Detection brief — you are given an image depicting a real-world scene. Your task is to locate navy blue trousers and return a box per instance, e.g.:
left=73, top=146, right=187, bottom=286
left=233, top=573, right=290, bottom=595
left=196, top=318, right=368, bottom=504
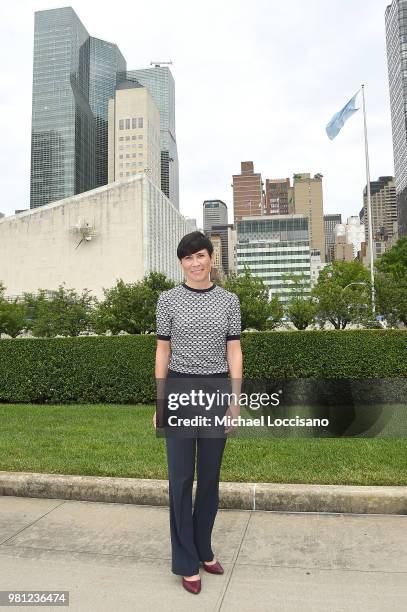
left=165, top=434, right=227, bottom=576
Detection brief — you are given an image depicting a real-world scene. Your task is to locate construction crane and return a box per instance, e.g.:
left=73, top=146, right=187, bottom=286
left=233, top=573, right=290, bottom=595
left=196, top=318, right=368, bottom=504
left=150, top=60, right=173, bottom=67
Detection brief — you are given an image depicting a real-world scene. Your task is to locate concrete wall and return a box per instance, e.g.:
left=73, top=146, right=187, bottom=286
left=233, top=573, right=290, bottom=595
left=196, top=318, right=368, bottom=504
left=0, top=175, right=185, bottom=300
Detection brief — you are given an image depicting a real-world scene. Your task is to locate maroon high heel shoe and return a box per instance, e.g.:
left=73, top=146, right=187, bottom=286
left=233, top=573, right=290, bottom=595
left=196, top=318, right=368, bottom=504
left=182, top=577, right=201, bottom=594
left=202, top=559, right=224, bottom=574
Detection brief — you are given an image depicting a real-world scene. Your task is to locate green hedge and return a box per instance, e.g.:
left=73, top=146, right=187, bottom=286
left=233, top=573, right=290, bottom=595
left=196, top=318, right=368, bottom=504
left=0, top=330, right=406, bottom=404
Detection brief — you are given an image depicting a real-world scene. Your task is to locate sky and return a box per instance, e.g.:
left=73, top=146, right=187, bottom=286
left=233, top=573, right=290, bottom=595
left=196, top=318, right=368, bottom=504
left=0, top=0, right=395, bottom=228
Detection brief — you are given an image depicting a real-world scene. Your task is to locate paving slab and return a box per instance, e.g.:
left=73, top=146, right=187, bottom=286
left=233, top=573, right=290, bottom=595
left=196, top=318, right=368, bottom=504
left=0, top=496, right=406, bottom=612
left=220, top=565, right=407, bottom=612
left=0, top=497, right=249, bottom=564
left=0, top=497, right=64, bottom=544
left=0, top=552, right=227, bottom=612
left=237, top=512, right=407, bottom=572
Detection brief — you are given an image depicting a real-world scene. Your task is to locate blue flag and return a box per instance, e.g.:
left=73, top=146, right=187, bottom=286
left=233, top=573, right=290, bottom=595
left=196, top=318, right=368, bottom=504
left=326, top=91, right=360, bottom=140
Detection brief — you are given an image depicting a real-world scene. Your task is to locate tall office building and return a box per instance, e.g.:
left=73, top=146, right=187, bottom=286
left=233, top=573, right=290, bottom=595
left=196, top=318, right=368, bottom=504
left=203, top=200, right=228, bottom=231
left=127, top=66, right=179, bottom=208
left=324, top=213, right=342, bottom=262
left=184, top=217, right=198, bottom=233
left=236, top=215, right=311, bottom=303
left=265, top=178, right=291, bottom=215
left=30, top=7, right=126, bottom=209
left=293, top=173, right=325, bottom=261
left=232, top=161, right=264, bottom=221
left=108, top=84, right=161, bottom=187
left=89, top=38, right=126, bottom=188
left=361, top=176, right=397, bottom=260
left=385, top=0, right=407, bottom=236
left=209, top=234, right=223, bottom=278
left=205, top=224, right=235, bottom=276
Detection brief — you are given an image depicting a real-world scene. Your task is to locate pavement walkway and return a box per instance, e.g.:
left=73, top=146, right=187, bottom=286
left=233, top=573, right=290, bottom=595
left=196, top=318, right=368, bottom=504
left=0, top=495, right=406, bottom=611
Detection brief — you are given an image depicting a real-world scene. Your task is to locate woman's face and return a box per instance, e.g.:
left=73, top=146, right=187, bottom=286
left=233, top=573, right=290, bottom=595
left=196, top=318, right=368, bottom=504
left=180, top=249, right=214, bottom=283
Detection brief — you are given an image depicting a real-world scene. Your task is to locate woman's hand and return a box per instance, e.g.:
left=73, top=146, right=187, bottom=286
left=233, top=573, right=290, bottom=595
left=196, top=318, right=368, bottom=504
left=224, top=402, right=240, bottom=434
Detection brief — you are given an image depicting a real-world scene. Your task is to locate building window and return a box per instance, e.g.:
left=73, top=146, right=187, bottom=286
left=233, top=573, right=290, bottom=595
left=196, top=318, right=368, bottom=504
left=125, top=118, right=130, bottom=129
left=119, top=136, right=124, bottom=141
left=132, top=153, right=137, bottom=158
left=119, top=145, right=123, bottom=150
left=132, top=117, right=137, bottom=129
left=138, top=162, right=143, bottom=166
left=119, top=163, right=123, bottom=168
left=138, top=135, right=143, bottom=140
left=119, top=119, right=124, bottom=130
left=138, top=144, right=143, bottom=149
left=119, top=154, right=123, bottom=159
left=126, top=172, right=130, bottom=176
left=138, top=117, right=143, bottom=128
left=126, top=154, right=130, bottom=158
left=125, top=136, right=130, bottom=141
left=132, top=135, right=136, bottom=140
left=120, top=172, right=123, bottom=177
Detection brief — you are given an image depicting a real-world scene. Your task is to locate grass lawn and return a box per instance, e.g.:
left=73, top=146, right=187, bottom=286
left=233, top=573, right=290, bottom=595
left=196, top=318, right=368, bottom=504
left=0, top=403, right=406, bottom=486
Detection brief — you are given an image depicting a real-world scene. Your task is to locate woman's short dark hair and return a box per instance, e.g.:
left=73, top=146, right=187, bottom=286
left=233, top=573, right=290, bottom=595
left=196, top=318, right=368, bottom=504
left=177, top=231, right=214, bottom=260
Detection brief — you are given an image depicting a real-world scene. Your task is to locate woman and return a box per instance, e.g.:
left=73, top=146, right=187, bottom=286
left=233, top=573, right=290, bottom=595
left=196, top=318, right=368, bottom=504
left=153, top=231, right=243, bottom=595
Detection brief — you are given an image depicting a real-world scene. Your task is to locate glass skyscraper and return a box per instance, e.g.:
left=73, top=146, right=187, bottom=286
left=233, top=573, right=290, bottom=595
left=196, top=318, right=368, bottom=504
left=127, top=66, right=179, bottom=209
left=89, top=38, right=126, bottom=188
left=30, top=7, right=126, bottom=208
left=385, top=0, right=407, bottom=236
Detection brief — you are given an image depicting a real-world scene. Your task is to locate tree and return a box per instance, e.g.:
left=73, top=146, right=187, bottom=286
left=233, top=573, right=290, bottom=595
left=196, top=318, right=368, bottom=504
left=91, top=272, right=175, bottom=335
left=23, top=285, right=96, bottom=337
left=282, top=273, right=317, bottom=330
left=374, top=237, right=407, bottom=327
left=0, top=283, right=28, bottom=338
left=375, top=236, right=407, bottom=280
left=312, top=261, right=372, bottom=329
left=222, top=267, right=283, bottom=330
left=375, top=272, right=407, bottom=327
left=143, top=271, right=175, bottom=300
left=0, top=300, right=27, bottom=338
left=286, top=298, right=317, bottom=330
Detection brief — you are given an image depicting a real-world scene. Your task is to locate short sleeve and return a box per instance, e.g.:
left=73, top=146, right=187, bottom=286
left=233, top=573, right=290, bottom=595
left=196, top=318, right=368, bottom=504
left=226, top=294, right=241, bottom=341
left=156, top=292, right=171, bottom=340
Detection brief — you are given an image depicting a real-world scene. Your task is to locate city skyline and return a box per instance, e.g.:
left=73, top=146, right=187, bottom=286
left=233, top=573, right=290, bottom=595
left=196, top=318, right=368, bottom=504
left=0, top=0, right=394, bottom=227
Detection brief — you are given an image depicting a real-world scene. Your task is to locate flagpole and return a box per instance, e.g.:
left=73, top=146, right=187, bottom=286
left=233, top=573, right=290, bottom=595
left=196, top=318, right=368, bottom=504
left=361, top=83, right=376, bottom=314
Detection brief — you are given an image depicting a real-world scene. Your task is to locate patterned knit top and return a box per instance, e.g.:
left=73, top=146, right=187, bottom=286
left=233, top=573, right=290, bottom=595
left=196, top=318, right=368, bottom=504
left=156, top=282, right=241, bottom=374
